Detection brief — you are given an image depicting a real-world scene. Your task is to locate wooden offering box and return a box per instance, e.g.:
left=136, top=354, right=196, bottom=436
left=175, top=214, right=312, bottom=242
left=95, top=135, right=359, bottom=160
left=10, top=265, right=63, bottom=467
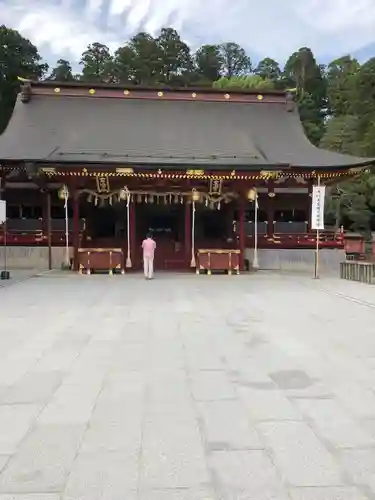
left=78, top=248, right=124, bottom=275
left=196, top=249, right=240, bottom=275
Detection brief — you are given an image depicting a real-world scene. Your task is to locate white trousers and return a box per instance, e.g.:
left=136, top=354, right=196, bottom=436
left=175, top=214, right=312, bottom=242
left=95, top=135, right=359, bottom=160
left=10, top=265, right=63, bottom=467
left=143, top=257, right=154, bottom=278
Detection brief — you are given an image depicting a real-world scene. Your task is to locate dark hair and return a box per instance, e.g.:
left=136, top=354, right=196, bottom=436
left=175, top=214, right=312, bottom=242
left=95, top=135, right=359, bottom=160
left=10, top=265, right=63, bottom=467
left=146, top=232, right=153, bottom=239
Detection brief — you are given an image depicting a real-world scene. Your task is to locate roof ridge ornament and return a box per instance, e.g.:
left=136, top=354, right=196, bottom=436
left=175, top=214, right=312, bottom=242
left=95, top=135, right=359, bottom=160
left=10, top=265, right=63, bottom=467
left=285, top=89, right=296, bottom=112
left=20, top=83, right=32, bottom=103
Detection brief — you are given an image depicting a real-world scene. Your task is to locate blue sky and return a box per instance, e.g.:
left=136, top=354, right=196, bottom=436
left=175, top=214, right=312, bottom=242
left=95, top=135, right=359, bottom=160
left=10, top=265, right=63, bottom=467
left=2, top=0, right=375, bottom=67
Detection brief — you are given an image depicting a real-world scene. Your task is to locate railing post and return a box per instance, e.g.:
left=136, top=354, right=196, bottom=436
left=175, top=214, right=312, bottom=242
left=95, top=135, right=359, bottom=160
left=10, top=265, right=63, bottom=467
left=342, top=260, right=375, bottom=284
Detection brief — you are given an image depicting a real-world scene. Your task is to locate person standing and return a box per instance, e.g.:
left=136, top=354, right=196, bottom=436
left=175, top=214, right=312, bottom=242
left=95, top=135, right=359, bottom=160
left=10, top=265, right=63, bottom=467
left=142, top=233, right=156, bottom=279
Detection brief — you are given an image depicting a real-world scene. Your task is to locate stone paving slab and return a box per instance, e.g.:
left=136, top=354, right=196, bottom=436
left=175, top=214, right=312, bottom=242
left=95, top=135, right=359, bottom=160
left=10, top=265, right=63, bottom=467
left=256, top=421, right=345, bottom=486
left=63, top=451, right=139, bottom=499
left=1, top=272, right=375, bottom=498
left=0, top=424, right=86, bottom=493
left=198, top=400, right=263, bottom=451
left=289, top=486, right=371, bottom=500
left=0, top=495, right=60, bottom=500
left=0, top=269, right=44, bottom=289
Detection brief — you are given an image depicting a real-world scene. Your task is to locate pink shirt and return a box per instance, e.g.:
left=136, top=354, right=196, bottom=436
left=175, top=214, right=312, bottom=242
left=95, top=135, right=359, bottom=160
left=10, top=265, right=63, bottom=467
left=142, top=238, right=156, bottom=258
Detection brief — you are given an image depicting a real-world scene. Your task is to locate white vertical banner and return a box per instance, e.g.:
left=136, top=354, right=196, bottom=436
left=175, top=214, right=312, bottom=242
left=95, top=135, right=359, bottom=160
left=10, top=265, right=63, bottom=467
left=0, top=200, right=6, bottom=224
left=311, top=185, right=326, bottom=230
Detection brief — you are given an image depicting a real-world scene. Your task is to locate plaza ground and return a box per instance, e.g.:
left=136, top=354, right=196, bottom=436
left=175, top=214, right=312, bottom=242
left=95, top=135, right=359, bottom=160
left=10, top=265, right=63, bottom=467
left=1, top=272, right=375, bottom=499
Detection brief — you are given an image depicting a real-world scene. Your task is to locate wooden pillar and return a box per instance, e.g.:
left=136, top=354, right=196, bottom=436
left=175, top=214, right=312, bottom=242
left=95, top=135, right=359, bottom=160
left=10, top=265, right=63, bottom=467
left=267, top=191, right=275, bottom=238
left=42, top=190, right=52, bottom=270
left=46, top=191, right=52, bottom=270
left=239, top=195, right=246, bottom=271
left=184, top=200, right=191, bottom=266
left=72, top=190, right=80, bottom=271
left=130, top=200, right=136, bottom=268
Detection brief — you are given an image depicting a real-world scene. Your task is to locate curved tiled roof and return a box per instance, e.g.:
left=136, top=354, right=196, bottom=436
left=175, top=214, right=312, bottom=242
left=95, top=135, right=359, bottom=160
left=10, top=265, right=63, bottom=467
left=0, top=84, right=373, bottom=170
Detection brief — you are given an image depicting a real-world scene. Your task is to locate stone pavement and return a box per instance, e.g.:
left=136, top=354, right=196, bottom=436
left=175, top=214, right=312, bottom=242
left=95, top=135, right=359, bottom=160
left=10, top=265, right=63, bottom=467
left=0, top=269, right=45, bottom=288
left=1, top=272, right=375, bottom=499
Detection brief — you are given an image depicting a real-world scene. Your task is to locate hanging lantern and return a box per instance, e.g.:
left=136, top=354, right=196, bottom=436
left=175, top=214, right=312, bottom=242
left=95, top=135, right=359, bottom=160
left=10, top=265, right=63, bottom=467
left=145, top=195, right=148, bottom=203
left=169, top=194, right=172, bottom=203
left=217, top=201, right=221, bottom=210
left=180, top=196, right=183, bottom=204
left=137, top=194, right=142, bottom=203
left=94, top=196, right=98, bottom=206
left=164, top=195, right=167, bottom=204
left=205, top=197, right=208, bottom=207
left=247, top=188, right=257, bottom=201
left=109, top=196, right=113, bottom=206
left=58, top=185, right=69, bottom=200
left=174, top=194, right=178, bottom=204
left=149, top=194, right=154, bottom=204
left=119, top=188, right=127, bottom=201
left=192, top=189, right=200, bottom=202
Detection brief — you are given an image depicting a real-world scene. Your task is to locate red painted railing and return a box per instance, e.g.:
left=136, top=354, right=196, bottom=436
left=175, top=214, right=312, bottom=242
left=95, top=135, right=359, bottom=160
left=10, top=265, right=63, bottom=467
left=0, top=218, right=86, bottom=246
left=244, top=231, right=344, bottom=249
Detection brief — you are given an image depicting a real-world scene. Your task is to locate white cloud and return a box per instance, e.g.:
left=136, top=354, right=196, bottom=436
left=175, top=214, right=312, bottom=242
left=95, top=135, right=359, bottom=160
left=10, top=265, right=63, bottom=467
left=2, top=0, right=375, bottom=64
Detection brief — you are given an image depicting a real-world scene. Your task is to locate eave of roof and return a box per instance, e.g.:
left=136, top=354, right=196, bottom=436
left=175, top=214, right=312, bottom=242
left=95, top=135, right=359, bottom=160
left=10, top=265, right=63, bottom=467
left=0, top=83, right=373, bottom=171
left=31, top=79, right=288, bottom=97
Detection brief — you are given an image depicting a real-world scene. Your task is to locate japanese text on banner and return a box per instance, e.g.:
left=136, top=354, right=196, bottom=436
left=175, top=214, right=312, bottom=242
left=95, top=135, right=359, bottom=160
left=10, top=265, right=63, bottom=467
left=311, top=185, right=325, bottom=230
left=0, top=200, right=6, bottom=224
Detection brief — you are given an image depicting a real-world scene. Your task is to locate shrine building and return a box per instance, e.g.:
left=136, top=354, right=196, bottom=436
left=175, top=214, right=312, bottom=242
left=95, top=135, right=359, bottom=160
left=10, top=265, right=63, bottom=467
left=0, top=81, right=372, bottom=274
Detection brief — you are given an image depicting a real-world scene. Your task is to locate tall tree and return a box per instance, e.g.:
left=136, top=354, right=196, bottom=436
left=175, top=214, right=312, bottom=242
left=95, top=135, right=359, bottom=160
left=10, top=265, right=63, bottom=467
left=48, top=59, right=74, bottom=81
left=284, top=48, right=327, bottom=145
left=284, top=48, right=319, bottom=97
left=194, top=44, right=223, bottom=84
left=128, top=32, right=161, bottom=85
left=80, top=42, right=114, bottom=83
left=352, top=57, right=375, bottom=155
left=254, top=58, right=281, bottom=83
left=325, top=175, right=375, bottom=234
left=157, top=28, right=193, bottom=85
left=320, top=115, right=361, bottom=156
left=219, top=42, right=251, bottom=77
left=326, top=56, right=360, bottom=117
left=354, top=58, right=375, bottom=118
left=112, top=45, right=136, bottom=83
left=0, top=25, right=48, bottom=133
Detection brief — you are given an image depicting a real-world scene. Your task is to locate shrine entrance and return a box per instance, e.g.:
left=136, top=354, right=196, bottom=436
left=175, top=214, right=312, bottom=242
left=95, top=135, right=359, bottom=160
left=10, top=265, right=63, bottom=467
left=195, top=203, right=234, bottom=247
left=82, top=199, right=128, bottom=247
left=136, top=203, right=185, bottom=270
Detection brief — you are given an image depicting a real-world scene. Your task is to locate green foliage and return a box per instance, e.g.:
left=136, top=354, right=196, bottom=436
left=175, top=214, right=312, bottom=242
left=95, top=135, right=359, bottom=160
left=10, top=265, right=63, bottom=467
left=219, top=42, right=251, bottom=77
left=194, top=45, right=223, bottom=83
left=320, top=116, right=361, bottom=155
left=157, top=28, right=193, bottom=84
left=325, top=175, right=375, bottom=235
left=126, top=33, right=161, bottom=85
left=0, top=25, right=47, bottom=133
left=283, top=48, right=327, bottom=145
left=112, top=45, right=136, bottom=83
left=80, top=42, right=114, bottom=83
left=48, top=59, right=75, bottom=81
left=326, top=56, right=360, bottom=116
left=254, top=58, right=281, bottom=82
left=213, top=75, right=275, bottom=89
